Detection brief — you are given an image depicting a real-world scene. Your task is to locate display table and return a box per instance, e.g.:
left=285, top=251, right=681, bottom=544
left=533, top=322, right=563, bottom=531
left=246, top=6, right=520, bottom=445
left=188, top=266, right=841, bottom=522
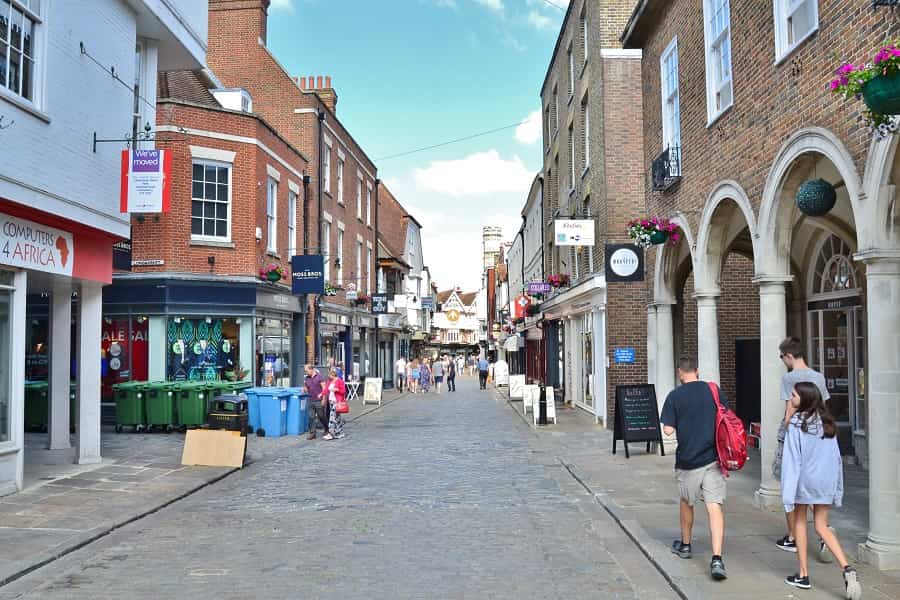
left=346, top=380, right=361, bottom=403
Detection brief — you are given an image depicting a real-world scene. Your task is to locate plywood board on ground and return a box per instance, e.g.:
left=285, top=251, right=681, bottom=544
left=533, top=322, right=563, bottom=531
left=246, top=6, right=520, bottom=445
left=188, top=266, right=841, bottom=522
left=181, top=429, right=246, bottom=468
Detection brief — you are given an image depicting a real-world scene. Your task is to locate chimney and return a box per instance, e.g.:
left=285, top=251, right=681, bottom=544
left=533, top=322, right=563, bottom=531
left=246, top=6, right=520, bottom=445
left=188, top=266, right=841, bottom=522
left=296, top=73, right=338, bottom=114
left=209, top=0, right=271, bottom=46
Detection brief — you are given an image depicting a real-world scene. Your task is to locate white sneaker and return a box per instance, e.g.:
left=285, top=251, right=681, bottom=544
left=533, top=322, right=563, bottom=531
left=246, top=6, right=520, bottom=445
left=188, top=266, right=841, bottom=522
left=843, top=567, right=862, bottom=600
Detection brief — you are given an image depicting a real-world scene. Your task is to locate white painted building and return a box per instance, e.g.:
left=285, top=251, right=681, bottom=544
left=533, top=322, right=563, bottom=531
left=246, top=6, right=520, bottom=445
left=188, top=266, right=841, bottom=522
left=0, top=0, right=206, bottom=494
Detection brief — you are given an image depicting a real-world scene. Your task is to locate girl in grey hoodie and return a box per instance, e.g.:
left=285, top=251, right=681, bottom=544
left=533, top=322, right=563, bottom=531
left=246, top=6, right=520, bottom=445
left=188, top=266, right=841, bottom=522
left=781, top=382, right=861, bottom=599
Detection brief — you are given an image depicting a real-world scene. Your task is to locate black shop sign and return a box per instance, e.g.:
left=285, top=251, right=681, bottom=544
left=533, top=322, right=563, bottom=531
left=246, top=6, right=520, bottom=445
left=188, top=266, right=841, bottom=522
left=613, top=384, right=665, bottom=458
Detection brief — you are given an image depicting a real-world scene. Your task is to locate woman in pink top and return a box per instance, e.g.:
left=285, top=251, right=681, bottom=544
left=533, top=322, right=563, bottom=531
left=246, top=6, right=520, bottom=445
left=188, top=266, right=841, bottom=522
left=320, top=368, right=346, bottom=440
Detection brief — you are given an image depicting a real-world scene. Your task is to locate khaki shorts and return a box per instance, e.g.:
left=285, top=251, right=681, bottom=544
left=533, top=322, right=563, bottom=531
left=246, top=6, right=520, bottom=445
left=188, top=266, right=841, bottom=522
left=676, top=462, right=726, bottom=506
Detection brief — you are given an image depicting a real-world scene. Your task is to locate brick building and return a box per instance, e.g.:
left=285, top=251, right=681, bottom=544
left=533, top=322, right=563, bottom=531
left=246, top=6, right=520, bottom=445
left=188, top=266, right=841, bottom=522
left=104, top=69, right=310, bottom=390
left=525, top=0, right=646, bottom=426
left=207, top=0, right=378, bottom=376
left=622, top=0, right=900, bottom=568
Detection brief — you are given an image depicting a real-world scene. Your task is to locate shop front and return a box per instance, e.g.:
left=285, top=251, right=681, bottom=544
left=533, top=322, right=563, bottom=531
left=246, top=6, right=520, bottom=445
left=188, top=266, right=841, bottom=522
left=0, top=203, right=119, bottom=495
left=539, top=274, right=607, bottom=424
left=318, top=302, right=351, bottom=370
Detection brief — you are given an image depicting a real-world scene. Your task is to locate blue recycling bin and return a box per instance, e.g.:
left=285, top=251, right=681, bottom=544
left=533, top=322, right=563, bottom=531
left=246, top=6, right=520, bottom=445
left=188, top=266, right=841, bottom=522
left=284, top=388, right=309, bottom=435
left=243, top=387, right=263, bottom=433
left=255, top=388, right=289, bottom=437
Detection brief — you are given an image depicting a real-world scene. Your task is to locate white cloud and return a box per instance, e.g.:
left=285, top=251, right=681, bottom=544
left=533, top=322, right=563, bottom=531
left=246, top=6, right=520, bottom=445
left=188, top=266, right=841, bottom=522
left=526, top=10, right=555, bottom=30
left=473, top=0, right=504, bottom=13
left=413, top=150, right=533, bottom=197
left=514, top=110, right=542, bottom=145
left=435, top=0, right=458, bottom=9
left=269, top=0, right=295, bottom=12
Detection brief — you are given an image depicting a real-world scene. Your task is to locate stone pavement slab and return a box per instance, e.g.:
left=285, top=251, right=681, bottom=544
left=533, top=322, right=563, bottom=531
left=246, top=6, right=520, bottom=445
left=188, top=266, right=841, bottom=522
left=0, top=388, right=405, bottom=588
left=502, top=390, right=900, bottom=599
left=1, top=379, right=676, bottom=599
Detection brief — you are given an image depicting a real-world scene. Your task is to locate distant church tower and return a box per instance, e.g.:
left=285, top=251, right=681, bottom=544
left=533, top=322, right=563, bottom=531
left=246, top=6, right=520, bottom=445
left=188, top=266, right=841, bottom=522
left=482, top=226, right=503, bottom=269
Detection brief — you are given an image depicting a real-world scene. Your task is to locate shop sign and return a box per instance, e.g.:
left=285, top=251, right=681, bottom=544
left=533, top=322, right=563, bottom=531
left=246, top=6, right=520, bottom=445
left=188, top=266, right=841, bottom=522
left=554, top=219, right=595, bottom=246
left=806, top=296, right=862, bottom=311
left=513, top=294, right=531, bottom=319
left=120, top=149, right=172, bottom=213
left=613, top=384, right=665, bottom=458
left=371, top=293, right=389, bottom=314
left=421, top=296, right=434, bottom=310
left=290, top=254, right=325, bottom=295
left=605, top=244, right=644, bottom=282
left=0, top=213, right=74, bottom=276
left=614, top=347, right=636, bottom=364
left=346, top=282, right=358, bottom=301
left=527, top=281, right=551, bottom=294
left=113, top=239, right=132, bottom=271
left=131, top=259, right=164, bottom=266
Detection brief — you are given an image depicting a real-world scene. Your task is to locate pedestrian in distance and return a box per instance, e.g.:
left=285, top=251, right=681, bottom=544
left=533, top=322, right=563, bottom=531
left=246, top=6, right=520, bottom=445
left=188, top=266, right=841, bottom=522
left=395, top=356, right=407, bottom=392
left=477, top=355, right=489, bottom=390
left=456, top=355, right=464, bottom=379
left=410, top=359, right=420, bottom=394
left=468, top=355, right=476, bottom=377
left=303, top=364, right=328, bottom=440
left=335, top=361, right=345, bottom=381
left=781, top=382, right=861, bottom=599
left=774, top=337, right=833, bottom=561
left=420, top=359, right=432, bottom=394
left=321, top=367, right=346, bottom=441
left=660, top=355, right=728, bottom=582
left=432, top=356, right=445, bottom=395
left=447, top=356, right=457, bottom=392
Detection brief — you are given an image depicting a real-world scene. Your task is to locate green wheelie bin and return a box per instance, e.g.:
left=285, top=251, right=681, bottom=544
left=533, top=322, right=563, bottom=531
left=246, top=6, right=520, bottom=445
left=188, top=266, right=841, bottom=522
left=24, top=381, right=49, bottom=432
left=112, top=381, right=146, bottom=432
left=227, top=380, right=252, bottom=393
left=175, top=381, right=208, bottom=429
left=144, top=381, right=176, bottom=432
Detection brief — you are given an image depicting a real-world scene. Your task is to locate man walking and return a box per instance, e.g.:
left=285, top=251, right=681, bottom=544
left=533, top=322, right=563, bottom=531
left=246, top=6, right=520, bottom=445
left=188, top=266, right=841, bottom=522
left=477, top=355, right=490, bottom=390
left=395, top=356, right=407, bottom=392
left=303, top=364, right=327, bottom=440
left=774, top=337, right=833, bottom=559
left=660, top=356, right=728, bottom=582
left=447, top=356, right=457, bottom=392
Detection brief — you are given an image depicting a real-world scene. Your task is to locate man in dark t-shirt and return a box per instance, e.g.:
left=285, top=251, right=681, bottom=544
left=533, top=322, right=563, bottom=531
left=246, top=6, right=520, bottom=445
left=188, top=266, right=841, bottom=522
left=659, top=355, right=728, bottom=582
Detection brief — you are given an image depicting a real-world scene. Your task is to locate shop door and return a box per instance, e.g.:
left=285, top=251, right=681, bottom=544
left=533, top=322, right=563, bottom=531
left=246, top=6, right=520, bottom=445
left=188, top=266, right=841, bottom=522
left=734, top=338, right=760, bottom=426
left=808, top=306, right=865, bottom=455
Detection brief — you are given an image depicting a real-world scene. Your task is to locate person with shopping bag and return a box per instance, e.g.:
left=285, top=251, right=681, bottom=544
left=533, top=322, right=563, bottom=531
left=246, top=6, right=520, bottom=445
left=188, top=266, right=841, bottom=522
left=320, top=367, right=348, bottom=440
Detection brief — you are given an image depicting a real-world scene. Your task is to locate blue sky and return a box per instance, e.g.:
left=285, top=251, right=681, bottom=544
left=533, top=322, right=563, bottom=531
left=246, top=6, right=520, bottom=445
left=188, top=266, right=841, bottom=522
left=266, top=0, right=569, bottom=291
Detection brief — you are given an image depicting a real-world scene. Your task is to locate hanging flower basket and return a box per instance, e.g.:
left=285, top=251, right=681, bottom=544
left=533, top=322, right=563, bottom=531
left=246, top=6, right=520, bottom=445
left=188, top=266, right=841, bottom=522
left=830, top=41, right=900, bottom=137
left=546, top=273, right=570, bottom=288
left=259, top=263, right=284, bottom=282
left=324, top=281, right=342, bottom=296
left=627, top=217, right=680, bottom=249
left=353, top=294, right=371, bottom=306
left=796, top=179, right=837, bottom=217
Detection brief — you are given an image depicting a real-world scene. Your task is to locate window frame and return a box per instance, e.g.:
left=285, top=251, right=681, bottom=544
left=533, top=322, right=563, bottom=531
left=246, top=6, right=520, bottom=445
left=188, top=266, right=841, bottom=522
left=266, top=177, right=278, bottom=253
left=322, top=141, right=332, bottom=195
left=356, top=240, right=362, bottom=295
left=567, top=43, right=574, bottom=98
left=660, top=37, right=681, bottom=153
left=0, top=0, right=43, bottom=110
left=366, top=245, right=373, bottom=294
left=702, top=0, right=733, bottom=125
left=190, top=159, right=233, bottom=243
left=336, top=157, right=344, bottom=205
left=581, top=7, right=588, bottom=67
left=336, top=224, right=344, bottom=285
left=773, top=0, right=819, bottom=64
left=356, top=172, right=363, bottom=220
left=322, top=220, right=332, bottom=281
left=287, top=188, right=297, bottom=257
left=366, top=182, right=372, bottom=226
left=568, top=122, right=575, bottom=191
left=581, top=94, right=590, bottom=173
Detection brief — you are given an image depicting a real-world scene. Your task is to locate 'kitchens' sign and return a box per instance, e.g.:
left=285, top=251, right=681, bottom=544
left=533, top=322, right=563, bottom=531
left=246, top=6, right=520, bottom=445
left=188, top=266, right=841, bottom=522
left=120, top=149, right=172, bottom=213
left=0, top=213, right=74, bottom=276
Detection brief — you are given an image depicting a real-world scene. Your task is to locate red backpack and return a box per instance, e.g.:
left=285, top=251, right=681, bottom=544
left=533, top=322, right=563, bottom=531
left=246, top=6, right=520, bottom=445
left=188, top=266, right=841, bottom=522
left=708, top=382, right=748, bottom=477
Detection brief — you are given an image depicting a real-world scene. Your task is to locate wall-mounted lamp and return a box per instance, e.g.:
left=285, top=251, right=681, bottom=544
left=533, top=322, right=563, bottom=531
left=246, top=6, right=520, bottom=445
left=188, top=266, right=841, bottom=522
left=255, top=227, right=262, bottom=241
left=205, top=316, right=212, bottom=324
left=207, top=256, right=215, bottom=266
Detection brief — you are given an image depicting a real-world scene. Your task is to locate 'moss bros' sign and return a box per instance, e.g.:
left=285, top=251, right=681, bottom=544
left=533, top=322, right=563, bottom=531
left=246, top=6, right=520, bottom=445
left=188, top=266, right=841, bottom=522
left=0, top=214, right=74, bottom=276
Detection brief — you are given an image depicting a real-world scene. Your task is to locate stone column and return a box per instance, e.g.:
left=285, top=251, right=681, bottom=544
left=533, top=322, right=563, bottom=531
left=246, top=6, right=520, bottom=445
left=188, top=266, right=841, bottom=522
left=695, top=293, right=721, bottom=385
left=48, top=285, right=72, bottom=450
left=655, top=303, right=676, bottom=405
left=753, top=278, right=789, bottom=511
left=858, top=256, right=900, bottom=569
left=76, top=282, right=103, bottom=465
left=646, top=305, right=657, bottom=387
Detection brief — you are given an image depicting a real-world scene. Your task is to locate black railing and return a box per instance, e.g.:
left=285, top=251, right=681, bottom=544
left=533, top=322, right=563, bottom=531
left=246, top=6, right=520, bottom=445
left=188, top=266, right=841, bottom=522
left=652, top=146, right=681, bottom=191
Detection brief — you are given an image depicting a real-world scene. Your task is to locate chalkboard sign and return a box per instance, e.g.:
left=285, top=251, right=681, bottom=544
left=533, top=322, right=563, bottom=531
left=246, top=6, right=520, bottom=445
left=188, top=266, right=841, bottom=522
left=613, top=384, right=665, bottom=458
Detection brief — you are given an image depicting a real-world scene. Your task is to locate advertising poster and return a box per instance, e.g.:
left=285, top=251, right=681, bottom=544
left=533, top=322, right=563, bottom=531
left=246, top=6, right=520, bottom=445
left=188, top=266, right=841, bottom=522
left=120, top=149, right=172, bottom=213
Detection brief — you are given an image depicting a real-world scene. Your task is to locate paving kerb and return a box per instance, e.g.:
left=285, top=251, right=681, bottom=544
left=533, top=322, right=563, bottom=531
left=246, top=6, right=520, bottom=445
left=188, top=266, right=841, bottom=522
left=0, top=388, right=409, bottom=589
left=492, top=384, right=900, bottom=600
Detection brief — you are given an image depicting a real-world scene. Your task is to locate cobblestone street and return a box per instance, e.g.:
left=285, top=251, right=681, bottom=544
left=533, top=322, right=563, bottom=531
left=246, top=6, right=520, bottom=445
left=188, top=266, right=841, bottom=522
left=0, top=378, right=675, bottom=600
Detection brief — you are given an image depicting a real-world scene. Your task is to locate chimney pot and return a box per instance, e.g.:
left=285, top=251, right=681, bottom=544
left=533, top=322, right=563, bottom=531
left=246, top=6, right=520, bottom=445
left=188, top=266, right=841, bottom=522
left=316, top=76, right=323, bottom=89
left=325, top=75, right=331, bottom=88
left=298, top=76, right=305, bottom=88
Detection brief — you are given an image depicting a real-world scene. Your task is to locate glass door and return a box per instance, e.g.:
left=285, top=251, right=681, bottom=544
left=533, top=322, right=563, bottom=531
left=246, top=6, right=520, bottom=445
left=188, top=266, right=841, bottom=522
left=582, top=313, right=593, bottom=409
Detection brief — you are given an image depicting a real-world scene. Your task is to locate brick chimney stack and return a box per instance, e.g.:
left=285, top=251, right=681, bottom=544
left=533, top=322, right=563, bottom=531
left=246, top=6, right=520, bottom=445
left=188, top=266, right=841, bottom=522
left=209, top=0, right=271, bottom=46
left=295, top=74, right=338, bottom=113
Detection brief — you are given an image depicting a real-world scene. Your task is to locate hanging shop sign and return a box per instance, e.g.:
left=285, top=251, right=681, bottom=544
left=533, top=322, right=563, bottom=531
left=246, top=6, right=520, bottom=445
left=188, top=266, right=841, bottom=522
left=371, top=293, right=389, bottom=314
left=527, top=281, right=551, bottom=295
left=554, top=219, right=595, bottom=246
left=605, top=244, right=644, bottom=283
left=0, top=213, right=74, bottom=276
left=120, top=149, right=172, bottom=213
left=345, top=282, right=358, bottom=301
left=113, top=239, right=132, bottom=271
left=613, top=384, right=665, bottom=458
left=421, top=296, right=434, bottom=310
left=513, top=294, right=531, bottom=319
left=291, top=255, right=325, bottom=295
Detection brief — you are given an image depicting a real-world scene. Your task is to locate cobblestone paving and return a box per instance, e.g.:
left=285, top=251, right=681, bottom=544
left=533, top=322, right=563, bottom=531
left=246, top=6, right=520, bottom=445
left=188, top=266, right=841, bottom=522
left=1, top=379, right=676, bottom=600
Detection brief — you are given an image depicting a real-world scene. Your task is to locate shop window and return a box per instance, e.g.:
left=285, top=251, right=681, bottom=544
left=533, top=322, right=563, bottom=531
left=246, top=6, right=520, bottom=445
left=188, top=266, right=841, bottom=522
left=1, top=0, right=40, bottom=104
left=191, top=161, right=231, bottom=240
left=101, top=317, right=149, bottom=399
left=166, top=317, right=240, bottom=382
left=256, top=317, right=291, bottom=387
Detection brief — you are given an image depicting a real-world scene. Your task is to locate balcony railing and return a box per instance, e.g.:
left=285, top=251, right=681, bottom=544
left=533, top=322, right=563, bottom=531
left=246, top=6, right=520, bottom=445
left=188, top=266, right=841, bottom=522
left=652, top=146, right=681, bottom=191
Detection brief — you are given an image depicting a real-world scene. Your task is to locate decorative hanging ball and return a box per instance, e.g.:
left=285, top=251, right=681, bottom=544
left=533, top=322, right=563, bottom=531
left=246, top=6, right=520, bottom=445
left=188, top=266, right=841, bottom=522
left=796, top=179, right=837, bottom=217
